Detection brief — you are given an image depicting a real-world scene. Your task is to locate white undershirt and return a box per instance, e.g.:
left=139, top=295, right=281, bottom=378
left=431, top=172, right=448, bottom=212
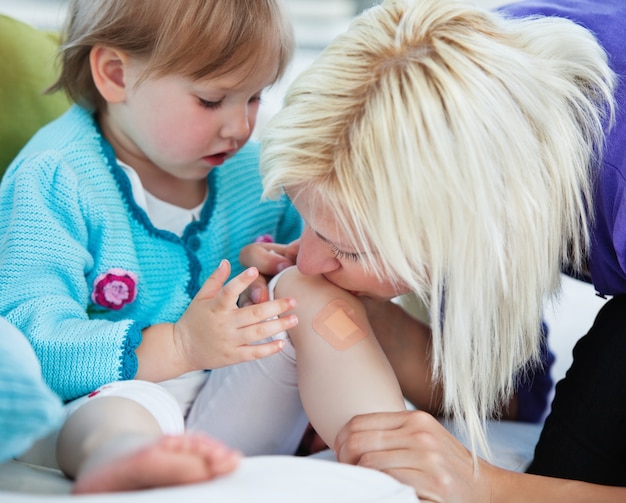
left=118, top=161, right=208, bottom=415
left=119, top=161, right=205, bottom=237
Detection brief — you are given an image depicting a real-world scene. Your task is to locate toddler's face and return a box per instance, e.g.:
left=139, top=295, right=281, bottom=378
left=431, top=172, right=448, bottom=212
left=103, top=56, right=278, bottom=183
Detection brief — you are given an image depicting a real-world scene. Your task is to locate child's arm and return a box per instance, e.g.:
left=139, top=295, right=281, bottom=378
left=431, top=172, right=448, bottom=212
left=0, top=160, right=133, bottom=401
left=275, top=267, right=406, bottom=449
left=135, top=260, right=298, bottom=382
left=0, top=159, right=298, bottom=400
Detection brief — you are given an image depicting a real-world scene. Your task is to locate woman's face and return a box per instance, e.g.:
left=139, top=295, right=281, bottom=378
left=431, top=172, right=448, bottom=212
left=290, top=189, right=410, bottom=301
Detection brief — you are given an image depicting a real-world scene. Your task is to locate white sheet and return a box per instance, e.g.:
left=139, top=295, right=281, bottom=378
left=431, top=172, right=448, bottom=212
left=0, top=419, right=543, bottom=502
left=0, top=455, right=419, bottom=502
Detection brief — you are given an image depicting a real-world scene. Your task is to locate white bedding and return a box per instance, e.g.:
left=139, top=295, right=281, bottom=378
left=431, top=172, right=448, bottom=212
left=0, top=420, right=542, bottom=502
left=0, top=455, right=418, bottom=503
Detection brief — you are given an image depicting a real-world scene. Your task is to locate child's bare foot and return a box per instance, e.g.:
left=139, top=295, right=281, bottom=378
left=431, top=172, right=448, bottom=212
left=72, top=433, right=240, bottom=494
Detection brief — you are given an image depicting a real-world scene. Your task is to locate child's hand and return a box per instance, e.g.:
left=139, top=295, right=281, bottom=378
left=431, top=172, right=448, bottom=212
left=238, top=239, right=300, bottom=306
left=173, top=259, right=298, bottom=370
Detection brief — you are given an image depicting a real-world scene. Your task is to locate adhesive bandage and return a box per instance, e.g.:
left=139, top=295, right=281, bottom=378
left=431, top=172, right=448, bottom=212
left=312, top=298, right=368, bottom=350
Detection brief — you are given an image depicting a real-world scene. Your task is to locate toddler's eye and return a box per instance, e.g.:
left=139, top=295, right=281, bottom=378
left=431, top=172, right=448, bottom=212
left=198, top=98, right=222, bottom=110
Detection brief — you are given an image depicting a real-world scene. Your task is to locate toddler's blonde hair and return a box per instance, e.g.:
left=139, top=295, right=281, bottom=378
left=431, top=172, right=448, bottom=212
left=51, top=0, right=294, bottom=111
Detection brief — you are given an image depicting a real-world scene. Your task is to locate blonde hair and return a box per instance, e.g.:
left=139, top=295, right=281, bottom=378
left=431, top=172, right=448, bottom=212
left=50, top=0, right=294, bottom=111
left=262, top=0, right=615, bottom=459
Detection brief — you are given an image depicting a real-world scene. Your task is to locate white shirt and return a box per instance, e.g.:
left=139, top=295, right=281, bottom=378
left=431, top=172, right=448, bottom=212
left=119, top=161, right=205, bottom=237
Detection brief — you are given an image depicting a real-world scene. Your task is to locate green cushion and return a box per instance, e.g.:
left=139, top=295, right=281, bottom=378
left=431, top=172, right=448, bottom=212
left=0, top=15, right=70, bottom=176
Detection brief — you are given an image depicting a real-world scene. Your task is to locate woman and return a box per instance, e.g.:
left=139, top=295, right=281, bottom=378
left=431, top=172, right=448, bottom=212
left=244, top=0, right=626, bottom=500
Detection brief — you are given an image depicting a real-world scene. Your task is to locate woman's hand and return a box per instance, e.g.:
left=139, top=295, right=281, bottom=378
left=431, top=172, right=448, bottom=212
left=238, top=240, right=300, bottom=305
left=334, top=410, right=495, bottom=503
left=336, top=409, right=626, bottom=503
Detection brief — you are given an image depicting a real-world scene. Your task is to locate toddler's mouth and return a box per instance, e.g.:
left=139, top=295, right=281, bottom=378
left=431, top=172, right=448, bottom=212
left=203, top=152, right=229, bottom=166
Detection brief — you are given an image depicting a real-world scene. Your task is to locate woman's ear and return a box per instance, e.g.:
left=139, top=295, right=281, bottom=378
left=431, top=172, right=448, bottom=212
left=89, top=46, right=130, bottom=104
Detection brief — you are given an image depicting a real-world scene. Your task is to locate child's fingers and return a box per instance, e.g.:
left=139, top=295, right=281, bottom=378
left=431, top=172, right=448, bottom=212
left=236, top=296, right=297, bottom=328
left=238, top=275, right=270, bottom=307
left=238, top=311, right=299, bottom=345
left=236, top=338, right=289, bottom=362
left=196, top=263, right=261, bottom=307
left=196, top=259, right=232, bottom=299
left=239, top=243, right=294, bottom=276
left=213, top=267, right=260, bottom=307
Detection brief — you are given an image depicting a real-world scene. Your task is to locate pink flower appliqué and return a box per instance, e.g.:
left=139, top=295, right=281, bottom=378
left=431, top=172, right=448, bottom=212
left=91, top=268, right=138, bottom=310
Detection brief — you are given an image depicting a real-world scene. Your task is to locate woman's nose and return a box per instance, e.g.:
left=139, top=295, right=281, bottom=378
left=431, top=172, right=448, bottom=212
left=296, top=228, right=340, bottom=276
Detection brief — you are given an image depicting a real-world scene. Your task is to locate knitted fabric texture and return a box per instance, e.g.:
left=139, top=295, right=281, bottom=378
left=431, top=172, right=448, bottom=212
left=0, top=316, right=63, bottom=461
left=0, top=105, right=303, bottom=401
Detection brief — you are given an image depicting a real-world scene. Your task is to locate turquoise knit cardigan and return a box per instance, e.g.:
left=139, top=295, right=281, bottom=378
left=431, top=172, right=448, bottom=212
left=0, top=105, right=302, bottom=402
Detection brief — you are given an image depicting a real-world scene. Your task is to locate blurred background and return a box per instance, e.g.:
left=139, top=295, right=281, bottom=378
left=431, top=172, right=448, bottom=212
left=0, top=0, right=608, bottom=391
left=0, top=0, right=510, bottom=135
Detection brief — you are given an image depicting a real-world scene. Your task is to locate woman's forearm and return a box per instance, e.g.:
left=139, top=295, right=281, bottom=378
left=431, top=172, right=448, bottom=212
left=490, top=463, right=626, bottom=503
left=362, top=298, right=443, bottom=413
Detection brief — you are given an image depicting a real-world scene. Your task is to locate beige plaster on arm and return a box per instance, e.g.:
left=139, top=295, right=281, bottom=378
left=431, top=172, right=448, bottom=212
left=275, top=267, right=406, bottom=450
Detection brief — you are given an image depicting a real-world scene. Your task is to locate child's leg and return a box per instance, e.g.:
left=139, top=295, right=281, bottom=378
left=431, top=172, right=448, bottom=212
left=57, top=382, right=239, bottom=494
left=187, top=268, right=405, bottom=457
left=57, top=395, right=163, bottom=480
left=276, top=268, right=407, bottom=449
left=186, top=343, right=309, bottom=456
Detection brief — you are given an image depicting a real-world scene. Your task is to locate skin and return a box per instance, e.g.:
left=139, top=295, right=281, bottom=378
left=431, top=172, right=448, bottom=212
left=72, top=432, right=241, bottom=495
left=291, top=190, right=409, bottom=301
left=59, top=46, right=299, bottom=493
left=274, top=266, right=406, bottom=450
left=241, top=190, right=442, bottom=411
left=334, top=411, right=626, bottom=503
left=90, top=45, right=298, bottom=381
left=91, top=46, right=265, bottom=207
left=240, top=187, right=626, bottom=502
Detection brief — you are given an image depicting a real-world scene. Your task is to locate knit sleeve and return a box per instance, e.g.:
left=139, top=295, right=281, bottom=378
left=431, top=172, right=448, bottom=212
left=0, top=153, right=139, bottom=402
left=0, top=316, right=64, bottom=461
